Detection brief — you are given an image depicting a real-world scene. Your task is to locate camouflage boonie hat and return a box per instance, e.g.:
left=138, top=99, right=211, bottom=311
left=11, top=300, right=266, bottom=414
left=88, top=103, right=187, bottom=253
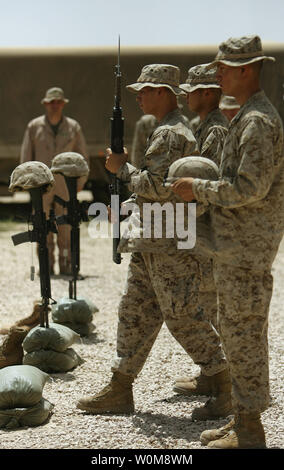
left=51, top=152, right=89, bottom=178
left=219, top=95, right=240, bottom=110
left=180, top=64, right=220, bottom=93
left=164, top=156, right=219, bottom=187
left=9, top=162, right=55, bottom=193
left=126, top=64, right=185, bottom=96
left=41, top=87, right=69, bottom=104
left=208, top=35, right=275, bottom=68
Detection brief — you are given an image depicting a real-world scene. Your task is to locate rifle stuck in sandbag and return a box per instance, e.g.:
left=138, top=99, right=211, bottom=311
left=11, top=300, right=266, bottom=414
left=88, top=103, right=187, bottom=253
left=9, top=162, right=58, bottom=328
left=50, top=152, right=90, bottom=300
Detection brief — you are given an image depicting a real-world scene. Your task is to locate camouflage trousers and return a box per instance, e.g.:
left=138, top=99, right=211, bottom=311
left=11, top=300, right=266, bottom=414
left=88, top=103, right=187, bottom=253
left=112, top=251, right=227, bottom=378
left=213, top=263, right=273, bottom=414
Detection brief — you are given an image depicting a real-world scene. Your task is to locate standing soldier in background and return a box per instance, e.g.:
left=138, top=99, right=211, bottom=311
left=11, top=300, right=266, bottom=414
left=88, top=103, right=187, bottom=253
left=20, top=87, right=89, bottom=275
left=219, top=94, right=240, bottom=121
left=77, top=64, right=230, bottom=419
left=172, top=35, right=284, bottom=449
left=173, top=64, right=229, bottom=398
left=180, top=64, right=229, bottom=165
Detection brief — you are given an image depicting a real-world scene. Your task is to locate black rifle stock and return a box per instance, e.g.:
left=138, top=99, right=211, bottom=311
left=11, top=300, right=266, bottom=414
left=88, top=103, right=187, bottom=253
left=54, top=176, right=89, bottom=300
left=11, top=185, right=57, bottom=328
left=109, top=36, right=124, bottom=265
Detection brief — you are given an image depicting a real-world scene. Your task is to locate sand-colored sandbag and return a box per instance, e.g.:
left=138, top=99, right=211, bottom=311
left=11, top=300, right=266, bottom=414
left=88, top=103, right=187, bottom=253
left=22, top=323, right=80, bottom=353
left=0, top=365, right=49, bottom=409
left=0, top=397, right=54, bottom=429
left=55, top=321, right=95, bottom=337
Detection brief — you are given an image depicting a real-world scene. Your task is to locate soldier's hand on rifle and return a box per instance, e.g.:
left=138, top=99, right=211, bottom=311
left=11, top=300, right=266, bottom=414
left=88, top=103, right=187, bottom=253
left=105, top=147, right=128, bottom=174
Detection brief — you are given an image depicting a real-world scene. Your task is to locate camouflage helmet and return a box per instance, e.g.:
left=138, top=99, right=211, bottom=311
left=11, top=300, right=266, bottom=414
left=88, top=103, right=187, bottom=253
left=9, top=161, right=55, bottom=193
left=51, top=152, right=89, bottom=178
left=164, top=156, right=219, bottom=187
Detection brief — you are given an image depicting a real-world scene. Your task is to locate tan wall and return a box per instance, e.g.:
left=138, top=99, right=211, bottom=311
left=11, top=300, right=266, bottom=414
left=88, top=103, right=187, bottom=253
left=0, top=44, right=283, bottom=195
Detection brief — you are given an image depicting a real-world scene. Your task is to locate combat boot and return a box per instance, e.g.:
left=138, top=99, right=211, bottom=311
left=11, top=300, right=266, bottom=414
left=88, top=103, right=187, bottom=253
left=191, top=369, right=232, bottom=420
left=14, top=301, right=42, bottom=330
left=173, top=372, right=212, bottom=396
left=0, top=326, right=29, bottom=368
left=207, top=413, right=266, bottom=449
left=76, top=371, right=135, bottom=414
left=200, top=418, right=235, bottom=445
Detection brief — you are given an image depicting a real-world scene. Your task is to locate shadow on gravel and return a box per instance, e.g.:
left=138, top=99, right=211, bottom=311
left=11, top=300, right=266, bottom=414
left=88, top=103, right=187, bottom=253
left=154, top=394, right=208, bottom=405
left=132, top=411, right=215, bottom=444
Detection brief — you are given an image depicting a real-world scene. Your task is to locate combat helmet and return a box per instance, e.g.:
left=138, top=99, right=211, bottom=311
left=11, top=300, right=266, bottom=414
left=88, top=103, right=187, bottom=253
left=164, top=156, right=219, bottom=187
left=51, top=152, right=89, bottom=178
left=9, top=161, right=55, bottom=193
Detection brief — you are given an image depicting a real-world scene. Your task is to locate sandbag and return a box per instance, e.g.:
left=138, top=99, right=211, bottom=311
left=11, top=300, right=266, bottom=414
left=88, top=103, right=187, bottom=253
left=52, top=297, right=98, bottom=325
left=55, top=321, right=95, bottom=337
left=23, top=348, right=83, bottom=373
left=0, top=365, right=49, bottom=409
left=0, top=397, right=54, bottom=429
left=22, top=323, right=80, bottom=353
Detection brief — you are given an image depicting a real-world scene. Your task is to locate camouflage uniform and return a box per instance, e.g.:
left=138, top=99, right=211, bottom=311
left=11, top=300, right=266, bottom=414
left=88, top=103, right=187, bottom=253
left=193, top=83, right=284, bottom=413
left=112, top=65, right=227, bottom=378
left=130, top=114, right=158, bottom=169
left=180, top=64, right=229, bottom=166
left=131, top=108, right=190, bottom=169
left=194, top=109, right=228, bottom=166
left=20, top=87, right=88, bottom=273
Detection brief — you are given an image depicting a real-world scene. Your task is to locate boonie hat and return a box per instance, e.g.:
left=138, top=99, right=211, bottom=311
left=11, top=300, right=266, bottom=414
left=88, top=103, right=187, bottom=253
left=208, top=35, right=275, bottom=68
left=51, top=152, right=89, bottom=178
left=126, top=64, right=185, bottom=96
left=164, top=156, right=219, bottom=187
left=41, top=87, right=69, bottom=104
left=9, top=162, right=55, bottom=192
left=219, top=95, right=240, bottom=110
left=180, top=64, right=220, bottom=93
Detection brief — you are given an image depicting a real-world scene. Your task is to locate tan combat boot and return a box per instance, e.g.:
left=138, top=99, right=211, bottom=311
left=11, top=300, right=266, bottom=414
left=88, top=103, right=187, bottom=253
left=0, top=326, right=29, bottom=368
left=173, top=372, right=212, bottom=396
left=207, top=413, right=266, bottom=449
left=191, top=369, right=232, bottom=420
left=200, top=418, right=235, bottom=445
left=76, top=371, right=135, bottom=414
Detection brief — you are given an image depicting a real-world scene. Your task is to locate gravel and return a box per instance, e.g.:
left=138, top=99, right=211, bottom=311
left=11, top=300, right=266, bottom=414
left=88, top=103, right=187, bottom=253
left=0, top=217, right=283, bottom=450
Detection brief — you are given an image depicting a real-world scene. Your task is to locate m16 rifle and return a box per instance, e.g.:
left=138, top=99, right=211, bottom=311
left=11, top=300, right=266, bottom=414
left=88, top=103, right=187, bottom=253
left=54, top=176, right=89, bottom=300
left=11, top=185, right=57, bottom=328
left=109, top=36, right=124, bottom=265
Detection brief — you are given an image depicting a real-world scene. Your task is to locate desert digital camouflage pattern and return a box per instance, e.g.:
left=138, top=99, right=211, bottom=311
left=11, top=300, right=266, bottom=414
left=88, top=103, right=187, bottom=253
left=117, top=108, right=199, bottom=252
left=111, top=251, right=227, bottom=377
left=180, top=63, right=220, bottom=93
left=209, top=35, right=276, bottom=68
left=130, top=114, right=158, bottom=169
left=213, top=263, right=272, bottom=414
left=193, top=90, right=284, bottom=271
left=126, top=64, right=186, bottom=96
left=194, top=108, right=229, bottom=165
left=9, top=161, right=55, bottom=192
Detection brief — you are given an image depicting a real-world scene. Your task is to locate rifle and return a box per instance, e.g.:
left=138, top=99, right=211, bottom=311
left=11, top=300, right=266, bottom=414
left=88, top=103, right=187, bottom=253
left=11, top=185, right=57, bottom=328
left=54, top=176, right=89, bottom=300
left=109, top=36, right=124, bottom=265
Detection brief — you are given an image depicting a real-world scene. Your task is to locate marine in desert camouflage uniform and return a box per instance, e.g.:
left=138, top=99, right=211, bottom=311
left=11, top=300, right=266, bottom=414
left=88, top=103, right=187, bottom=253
left=76, top=64, right=230, bottom=418
left=180, top=64, right=229, bottom=166
left=173, top=64, right=230, bottom=398
left=172, top=35, right=284, bottom=449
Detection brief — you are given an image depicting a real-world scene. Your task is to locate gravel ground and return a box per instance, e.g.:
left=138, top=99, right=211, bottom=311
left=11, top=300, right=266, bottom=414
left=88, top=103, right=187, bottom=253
left=0, top=215, right=283, bottom=451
